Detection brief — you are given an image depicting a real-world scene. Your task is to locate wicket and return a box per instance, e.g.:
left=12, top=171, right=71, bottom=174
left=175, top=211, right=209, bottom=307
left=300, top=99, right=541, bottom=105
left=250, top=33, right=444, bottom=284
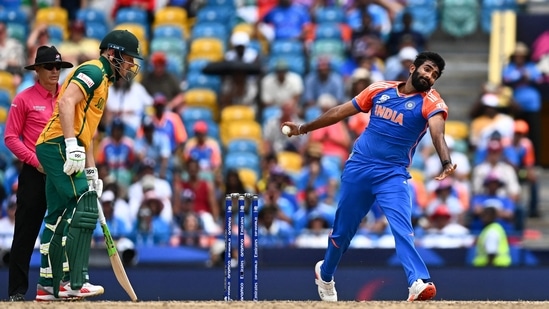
left=224, top=193, right=259, bottom=301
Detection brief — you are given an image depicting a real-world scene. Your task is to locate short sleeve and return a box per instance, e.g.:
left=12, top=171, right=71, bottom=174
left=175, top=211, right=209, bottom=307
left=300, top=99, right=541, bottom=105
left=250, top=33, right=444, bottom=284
left=70, top=64, right=104, bottom=97
left=352, top=81, right=392, bottom=113
left=421, top=90, right=448, bottom=120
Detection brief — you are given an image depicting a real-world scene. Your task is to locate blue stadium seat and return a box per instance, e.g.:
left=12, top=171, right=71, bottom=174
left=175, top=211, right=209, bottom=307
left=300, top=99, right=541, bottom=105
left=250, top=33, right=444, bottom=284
left=187, top=59, right=211, bottom=74
left=262, top=105, right=281, bottom=124
left=481, top=0, right=517, bottom=33
left=0, top=7, right=28, bottom=25
left=191, top=22, right=228, bottom=41
left=150, top=37, right=187, bottom=55
left=392, top=0, right=439, bottom=37
left=115, top=7, right=148, bottom=27
left=204, top=0, right=236, bottom=9
left=76, top=8, right=108, bottom=25
left=315, top=23, right=342, bottom=40
left=267, top=55, right=306, bottom=76
left=311, top=39, right=346, bottom=59
left=164, top=55, right=185, bottom=79
left=6, top=22, right=27, bottom=44
left=314, top=6, right=345, bottom=24
left=304, top=106, right=322, bottom=122
left=47, top=25, right=64, bottom=44
left=180, top=107, right=214, bottom=123
left=0, top=90, right=10, bottom=108
left=186, top=72, right=221, bottom=92
left=226, top=139, right=258, bottom=154
left=85, top=22, right=109, bottom=41
left=270, top=40, right=304, bottom=56
left=153, top=25, right=184, bottom=39
left=441, top=0, right=479, bottom=38
left=224, top=151, right=260, bottom=177
left=196, top=6, right=235, bottom=26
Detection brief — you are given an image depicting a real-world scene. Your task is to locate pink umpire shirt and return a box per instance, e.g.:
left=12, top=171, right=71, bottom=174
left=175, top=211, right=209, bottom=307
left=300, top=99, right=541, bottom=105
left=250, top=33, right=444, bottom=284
left=4, top=81, right=58, bottom=168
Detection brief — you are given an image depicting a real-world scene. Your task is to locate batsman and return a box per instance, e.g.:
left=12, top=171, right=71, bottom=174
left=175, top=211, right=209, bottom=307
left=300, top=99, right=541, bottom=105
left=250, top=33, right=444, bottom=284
left=35, top=30, right=142, bottom=301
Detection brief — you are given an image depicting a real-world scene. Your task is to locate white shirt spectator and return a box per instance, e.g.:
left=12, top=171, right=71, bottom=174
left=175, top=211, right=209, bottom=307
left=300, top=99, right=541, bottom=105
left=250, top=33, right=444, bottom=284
left=260, top=70, right=304, bottom=107
left=106, top=80, right=153, bottom=132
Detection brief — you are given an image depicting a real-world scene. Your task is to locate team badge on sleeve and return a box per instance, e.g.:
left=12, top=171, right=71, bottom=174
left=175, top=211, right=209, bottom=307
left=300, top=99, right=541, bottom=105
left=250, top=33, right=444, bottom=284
left=77, top=73, right=95, bottom=88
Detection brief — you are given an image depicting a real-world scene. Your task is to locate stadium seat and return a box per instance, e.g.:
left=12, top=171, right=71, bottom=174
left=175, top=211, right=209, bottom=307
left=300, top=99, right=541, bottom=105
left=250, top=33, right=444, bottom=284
left=0, top=90, right=10, bottom=108
left=180, top=106, right=214, bottom=123
left=314, top=6, right=345, bottom=24
left=221, top=105, right=255, bottom=123
left=315, top=23, right=342, bottom=40
left=311, top=39, right=345, bottom=59
left=262, top=105, right=281, bottom=124
left=409, top=168, right=425, bottom=183
left=164, top=55, right=185, bottom=79
left=184, top=89, right=218, bottom=117
left=392, top=0, right=439, bottom=37
left=222, top=120, right=262, bottom=146
left=187, top=59, right=211, bottom=74
left=238, top=168, right=259, bottom=192
left=154, top=6, right=187, bottom=27
left=270, top=40, right=304, bottom=56
left=267, top=55, right=306, bottom=75
left=227, top=139, right=259, bottom=154
left=153, top=25, right=185, bottom=39
left=481, top=0, right=517, bottom=33
left=441, top=0, right=479, bottom=38
left=185, top=119, right=220, bottom=140
left=6, top=23, right=27, bottom=44
left=0, top=7, right=29, bottom=25
left=85, top=22, right=109, bottom=41
left=150, top=37, right=187, bottom=55
left=191, top=22, right=228, bottom=42
left=277, top=151, right=303, bottom=174
left=0, top=106, right=7, bottom=124
left=187, top=38, right=224, bottom=62
left=224, top=151, right=261, bottom=177
left=186, top=72, right=221, bottom=92
left=0, top=71, right=15, bottom=98
left=196, top=6, right=235, bottom=26
left=445, top=120, right=469, bottom=140
left=47, top=25, right=65, bottom=43
left=205, top=0, right=236, bottom=9
left=232, top=23, right=254, bottom=37
left=35, top=7, right=69, bottom=30
left=76, top=8, right=108, bottom=25
left=115, top=7, right=148, bottom=27
left=304, top=106, right=322, bottom=122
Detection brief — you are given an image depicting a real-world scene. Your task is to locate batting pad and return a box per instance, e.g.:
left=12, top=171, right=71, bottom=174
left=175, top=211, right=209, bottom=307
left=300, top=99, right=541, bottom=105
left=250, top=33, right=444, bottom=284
left=66, top=190, right=98, bottom=290
left=49, top=219, right=68, bottom=297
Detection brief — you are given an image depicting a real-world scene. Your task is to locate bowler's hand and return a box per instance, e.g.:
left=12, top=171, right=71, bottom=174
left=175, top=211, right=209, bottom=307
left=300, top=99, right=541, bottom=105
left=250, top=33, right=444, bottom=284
left=280, top=122, right=299, bottom=137
left=85, top=167, right=103, bottom=198
left=435, top=163, right=457, bottom=180
left=63, top=137, right=86, bottom=175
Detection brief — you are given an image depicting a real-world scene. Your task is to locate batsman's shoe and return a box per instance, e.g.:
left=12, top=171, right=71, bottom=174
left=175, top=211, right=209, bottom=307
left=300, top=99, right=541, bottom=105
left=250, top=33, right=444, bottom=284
left=35, top=284, right=80, bottom=301
left=314, top=260, right=337, bottom=301
left=407, top=279, right=436, bottom=301
left=62, top=281, right=104, bottom=298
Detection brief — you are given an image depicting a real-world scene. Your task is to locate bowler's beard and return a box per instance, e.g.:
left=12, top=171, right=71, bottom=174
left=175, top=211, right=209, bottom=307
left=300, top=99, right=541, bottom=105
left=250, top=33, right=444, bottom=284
left=411, top=70, right=432, bottom=92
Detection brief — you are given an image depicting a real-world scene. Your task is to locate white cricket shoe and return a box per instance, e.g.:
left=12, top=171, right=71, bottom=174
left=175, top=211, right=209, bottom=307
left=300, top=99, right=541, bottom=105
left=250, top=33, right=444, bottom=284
left=314, top=260, right=337, bottom=301
left=407, top=279, right=436, bottom=301
left=62, top=281, right=105, bottom=298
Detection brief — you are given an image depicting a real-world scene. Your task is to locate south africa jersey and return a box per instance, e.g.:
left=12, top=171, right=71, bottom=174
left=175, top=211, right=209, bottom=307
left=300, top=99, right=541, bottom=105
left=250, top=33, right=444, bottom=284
left=349, top=81, right=448, bottom=168
left=37, top=57, right=114, bottom=149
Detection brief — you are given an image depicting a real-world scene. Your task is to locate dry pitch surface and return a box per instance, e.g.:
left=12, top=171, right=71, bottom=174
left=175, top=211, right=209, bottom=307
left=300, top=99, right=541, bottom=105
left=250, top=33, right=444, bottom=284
left=2, top=301, right=549, bottom=308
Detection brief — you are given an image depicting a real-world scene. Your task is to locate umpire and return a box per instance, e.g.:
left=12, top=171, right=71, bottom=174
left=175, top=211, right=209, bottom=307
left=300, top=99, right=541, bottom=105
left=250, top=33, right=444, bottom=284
left=4, top=46, right=73, bottom=301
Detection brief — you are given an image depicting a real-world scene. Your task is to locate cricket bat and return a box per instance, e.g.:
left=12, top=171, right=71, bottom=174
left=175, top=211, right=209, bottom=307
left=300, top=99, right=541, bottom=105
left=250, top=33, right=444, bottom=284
left=96, top=198, right=139, bottom=301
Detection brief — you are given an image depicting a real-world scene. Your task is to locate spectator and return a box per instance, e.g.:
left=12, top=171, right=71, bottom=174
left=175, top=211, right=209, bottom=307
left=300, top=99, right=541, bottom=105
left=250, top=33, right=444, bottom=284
left=294, top=213, right=331, bottom=248
left=26, top=24, right=53, bottom=66
left=385, top=12, right=427, bottom=56
left=292, top=186, right=336, bottom=234
left=384, top=46, right=418, bottom=81
left=257, top=205, right=295, bottom=247
left=105, top=77, right=153, bottom=135
left=471, top=140, right=521, bottom=203
left=149, top=93, right=188, bottom=155
left=420, top=205, right=472, bottom=249
left=470, top=173, right=517, bottom=234
left=424, top=178, right=466, bottom=225
left=511, top=120, right=539, bottom=218
left=0, top=194, right=17, bottom=250
left=127, top=160, right=174, bottom=225
left=296, top=143, right=340, bottom=206
left=303, top=57, right=345, bottom=108
left=469, top=93, right=515, bottom=151
left=260, top=60, right=304, bottom=108
left=472, top=206, right=511, bottom=267
left=263, top=98, right=306, bottom=154
left=132, top=190, right=172, bottom=246
left=174, top=158, right=221, bottom=228
left=103, top=182, right=134, bottom=233
left=182, top=120, right=223, bottom=180
left=424, top=135, right=471, bottom=186
left=225, top=31, right=259, bottom=64
left=350, top=11, right=385, bottom=61
left=0, top=21, right=25, bottom=70
left=141, top=51, right=185, bottom=112
left=134, top=117, right=171, bottom=180
left=96, top=119, right=135, bottom=187
left=347, top=68, right=373, bottom=139
left=306, top=93, right=352, bottom=168
left=219, top=67, right=258, bottom=109
left=502, top=42, right=544, bottom=159
left=93, top=190, right=131, bottom=242
left=261, top=0, right=311, bottom=41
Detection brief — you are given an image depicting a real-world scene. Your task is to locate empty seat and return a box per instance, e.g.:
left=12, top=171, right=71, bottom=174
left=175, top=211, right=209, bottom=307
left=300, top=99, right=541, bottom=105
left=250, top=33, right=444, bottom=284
left=314, top=6, right=345, bottom=24
left=184, top=88, right=218, bottom=117
left=238, top=168, right=259, bottom=192
left=187, top=38, right=224, bottom=62
left=311, top=39, right=345, bottom=59
left=154, top=6, right=187, bottom=26
left=315, top=23, right=342, bottom=40
left=186, top=72, right=221, bottom=92
left=0, top=90, right=10, bottom=108
left=150, top=37, right=187, bottom=55
left=35, top=7, right=68, bottom=30
left=76, top=8, right=108, bottom=25
left=0, top=71, right=15, bottom=97
left=267, top=55, right=306, bottom=75
left=85, top=22, right=109, bottom=41
left=115, top=7, right=148, bottom=27
left=196, top=6, right=235, bottom=26
left=277, top=151, right=303, bottom=174
left=191, top=22, right=228, bottom=41
left=226, top=139, right=259, bottom=154
left=270, top=39, right=304, bottom=56
left=221, top=105, right=255, bottom=123
left=153, top=25, right=185, bottom=39
left=224, top=151, right=261, bottom=176
left=262, top=105, right=281, bottom=124
left=441, top=0, right=479, bottom=38
left=180, top=106, right=214, bottom=123
left=222, top=120, right=262, bottom=146
left=445, top=120, right=469, bottom=140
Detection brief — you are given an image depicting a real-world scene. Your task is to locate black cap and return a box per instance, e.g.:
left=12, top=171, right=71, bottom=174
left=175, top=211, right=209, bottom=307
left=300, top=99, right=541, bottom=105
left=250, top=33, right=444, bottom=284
left=24, top=45, right=73, bottom=70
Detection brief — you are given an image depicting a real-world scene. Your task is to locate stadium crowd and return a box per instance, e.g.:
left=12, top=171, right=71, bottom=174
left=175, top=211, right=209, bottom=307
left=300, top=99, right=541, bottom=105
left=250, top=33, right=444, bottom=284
left=0, top=0, right=546, bottom=267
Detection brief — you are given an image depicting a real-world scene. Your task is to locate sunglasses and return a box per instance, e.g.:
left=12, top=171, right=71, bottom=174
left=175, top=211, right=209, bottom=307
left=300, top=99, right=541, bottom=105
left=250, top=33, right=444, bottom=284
left=43, top=63, right=63, bottom=71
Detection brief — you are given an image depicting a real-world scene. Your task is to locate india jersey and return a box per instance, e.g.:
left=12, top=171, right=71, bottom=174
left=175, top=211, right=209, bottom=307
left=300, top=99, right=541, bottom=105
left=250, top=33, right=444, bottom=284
left=37, top=57, right=114, bottom=149
left=349, top=81, right=448, bottom=167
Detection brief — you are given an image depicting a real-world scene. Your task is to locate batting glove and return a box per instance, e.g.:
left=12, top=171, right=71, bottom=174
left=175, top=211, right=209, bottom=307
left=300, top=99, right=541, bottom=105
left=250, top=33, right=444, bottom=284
left=63, top=137, right=86, bottom=176
left=85, top=167, right=103, bottom=198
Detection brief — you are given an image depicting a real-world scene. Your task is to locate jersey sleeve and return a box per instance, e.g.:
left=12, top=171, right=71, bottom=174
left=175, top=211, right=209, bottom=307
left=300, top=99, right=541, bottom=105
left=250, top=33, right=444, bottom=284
left=351, top=81, right=391, bottom=113
left=70, top=64, right=104, bottom=97
left=421, top=89, right=448, bottom=120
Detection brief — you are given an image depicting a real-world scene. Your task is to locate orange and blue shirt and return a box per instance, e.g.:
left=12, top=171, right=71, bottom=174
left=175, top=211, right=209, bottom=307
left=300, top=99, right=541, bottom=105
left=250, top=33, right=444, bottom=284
left=350, top=81, right=448, bottom=168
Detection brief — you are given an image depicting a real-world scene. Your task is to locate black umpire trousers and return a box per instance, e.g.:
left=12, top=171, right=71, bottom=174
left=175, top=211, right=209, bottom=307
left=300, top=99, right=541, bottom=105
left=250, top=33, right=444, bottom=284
left=8, top=163, right=47, bottom=297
